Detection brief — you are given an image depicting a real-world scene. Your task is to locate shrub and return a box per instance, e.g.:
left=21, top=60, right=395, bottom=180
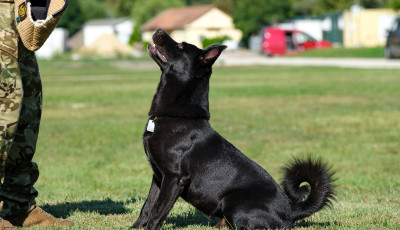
left=202, top=36, right=231, bottom=48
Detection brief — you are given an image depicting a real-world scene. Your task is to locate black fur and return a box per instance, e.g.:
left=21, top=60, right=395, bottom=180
left=132, top=29, right=336, bottom=230
left=281, top=157, right=336, bottom=222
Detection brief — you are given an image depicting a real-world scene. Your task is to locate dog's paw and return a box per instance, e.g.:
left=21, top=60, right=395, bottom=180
left=131, top=220, right=146, bottom=229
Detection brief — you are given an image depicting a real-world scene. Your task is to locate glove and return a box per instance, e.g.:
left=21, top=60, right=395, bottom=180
left=15, top=0, right=69, bottom=51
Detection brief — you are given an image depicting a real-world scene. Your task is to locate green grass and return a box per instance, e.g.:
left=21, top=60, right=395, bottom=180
left=293, top=46, right=385, bottom=58
left=26, top=58, right=400, bottom=229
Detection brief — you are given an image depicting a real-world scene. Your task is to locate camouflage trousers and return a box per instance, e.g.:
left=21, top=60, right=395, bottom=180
left=0, top=1, right=41, bottom=218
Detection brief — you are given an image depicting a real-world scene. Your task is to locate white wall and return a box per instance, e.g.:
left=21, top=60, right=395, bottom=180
left=278, top=19, right=324, bottom=41
left=84, top=26, right=115, bottom=46
left=190, top=8, right=233, bottom=29
left=83, top=20, right=134, bottom=46
left=35, top=28, right=68, bottom=58
left=115, top=20, right=134, bottom=44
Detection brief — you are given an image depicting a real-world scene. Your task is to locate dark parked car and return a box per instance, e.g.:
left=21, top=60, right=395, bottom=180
left=385, top=17, right=400, bottom=59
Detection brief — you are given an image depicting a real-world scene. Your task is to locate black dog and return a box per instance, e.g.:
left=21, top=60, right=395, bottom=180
left=133, top=29, right=336, bottom=230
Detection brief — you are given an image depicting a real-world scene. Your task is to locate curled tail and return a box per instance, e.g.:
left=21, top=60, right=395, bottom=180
left=282, top=157, right=336, bottom=222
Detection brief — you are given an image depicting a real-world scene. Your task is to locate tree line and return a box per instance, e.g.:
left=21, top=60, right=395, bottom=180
left=58, top=0, right=400, bottom=43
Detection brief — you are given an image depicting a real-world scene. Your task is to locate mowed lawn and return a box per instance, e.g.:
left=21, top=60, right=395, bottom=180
left=29, top=58, right=399, bottom=229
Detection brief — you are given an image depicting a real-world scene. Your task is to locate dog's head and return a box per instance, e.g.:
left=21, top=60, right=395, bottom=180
left=147, top=29, right=226, bottom=119
left=148, top=29, right=226, bottom=77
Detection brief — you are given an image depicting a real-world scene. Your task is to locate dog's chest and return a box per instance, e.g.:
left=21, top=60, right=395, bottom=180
left=142, top=118, right=191, bottom=161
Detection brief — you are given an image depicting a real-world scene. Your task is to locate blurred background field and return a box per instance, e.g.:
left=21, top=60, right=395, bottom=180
left=291, top=46, right=386, bottom=58
left=25, top=58, right=400, bottom=229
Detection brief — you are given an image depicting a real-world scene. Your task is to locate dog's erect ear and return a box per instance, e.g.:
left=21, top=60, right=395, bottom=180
left=201, top=44, right=227, bottom=66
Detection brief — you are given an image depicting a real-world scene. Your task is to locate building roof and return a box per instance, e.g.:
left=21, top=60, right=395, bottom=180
left=142, top=5, right=215, bottom=31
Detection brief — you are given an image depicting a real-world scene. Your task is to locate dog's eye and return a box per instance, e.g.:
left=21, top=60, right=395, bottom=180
left=177, top=43, right=183, bottom=49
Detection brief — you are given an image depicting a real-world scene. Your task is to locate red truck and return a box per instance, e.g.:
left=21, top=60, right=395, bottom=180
left=261, top=27, right=332, bottom=56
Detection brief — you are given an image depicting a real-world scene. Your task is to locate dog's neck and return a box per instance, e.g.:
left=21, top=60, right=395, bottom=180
left=148, top=71, right=211, bottom=120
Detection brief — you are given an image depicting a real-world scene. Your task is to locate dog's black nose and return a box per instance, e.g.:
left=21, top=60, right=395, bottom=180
left=153, top=29, right=166, bottom=45
left=155, top=28, right=164, bottom=35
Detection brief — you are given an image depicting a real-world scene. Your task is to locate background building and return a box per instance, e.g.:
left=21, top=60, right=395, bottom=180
left=141, top=5, right=242, bottom=48
left=343, top=8, right=398, bottom=48
left=67, top=18, right=134, bottom=51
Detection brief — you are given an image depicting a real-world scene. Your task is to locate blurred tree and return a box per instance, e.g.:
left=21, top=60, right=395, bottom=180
left=58, top=0, right=85, bottom=36
left=387, top=0, right=400, bottom=9
left=362, top=0, right=387, bottom=7
left=131, top=0, right=185, bottom=25
left=184, top=0, right=232, bottom=14
left=58, top=0, right=109, bottom=36
left=79, top=0, right=109, bottom=19
left=129, top=25, right=142, bottom=45
left=313, top=0, right=352, bottom=14
left=232, top=0, right=292, bottom=46
left=290, top=0, right=316, bottom=16
left=215, top=0, right=233, bottom=14
left=185, top=0, right=213, bottom=5
left=106, top=0, right=137, bottom=17
left=311, top=0, right=394, bottom=15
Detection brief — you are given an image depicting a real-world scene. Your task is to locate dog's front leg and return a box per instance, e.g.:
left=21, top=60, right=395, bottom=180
left=146, top=176, right=185, bottom=230
left=132, top=175, right=161, bottom=229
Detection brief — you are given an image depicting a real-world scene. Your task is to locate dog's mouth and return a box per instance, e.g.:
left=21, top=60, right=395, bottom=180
left=148, top=43, right=167, bottom=63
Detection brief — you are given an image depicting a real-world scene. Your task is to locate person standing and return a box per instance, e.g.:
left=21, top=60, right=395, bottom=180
left=0, top=0, right=73, bottom=228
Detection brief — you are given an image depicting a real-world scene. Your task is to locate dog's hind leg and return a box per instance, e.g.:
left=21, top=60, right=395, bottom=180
left=224, top=207, right=287, bottom=230
left=132, top=175, right=161, bottom=229
left=226, top=216, right=272, bottom=230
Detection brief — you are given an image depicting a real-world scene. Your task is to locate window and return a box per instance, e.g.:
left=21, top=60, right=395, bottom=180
left=295, top=32, right=316, bottom=44
left=392, top=19, right=400, bottom=33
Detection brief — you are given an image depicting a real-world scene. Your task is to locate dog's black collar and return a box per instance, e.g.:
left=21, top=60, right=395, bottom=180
left=146, top=115, right=209, bottom=133
left=149, top=115, right=159, bottom=120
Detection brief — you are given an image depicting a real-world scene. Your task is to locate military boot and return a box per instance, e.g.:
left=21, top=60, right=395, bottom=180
left=9, top=206, right=73, bottom=227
